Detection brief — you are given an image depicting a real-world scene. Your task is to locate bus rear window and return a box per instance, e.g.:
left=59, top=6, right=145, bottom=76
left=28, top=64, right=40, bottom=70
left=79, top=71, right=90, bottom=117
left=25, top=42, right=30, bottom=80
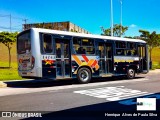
left=17, top=31, right=31, bottom=54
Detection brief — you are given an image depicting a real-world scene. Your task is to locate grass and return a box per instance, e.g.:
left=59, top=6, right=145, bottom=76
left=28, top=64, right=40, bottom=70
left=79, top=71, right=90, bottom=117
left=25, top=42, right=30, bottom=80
left=0, top=43, right=160, bottom=81
left=152, top=61, right=160, bottom=70
left=151, top=47, right=160, bottom=63
left=151, top=47, right=160, bottom=70
left=0, top=61, right=23, bottom=81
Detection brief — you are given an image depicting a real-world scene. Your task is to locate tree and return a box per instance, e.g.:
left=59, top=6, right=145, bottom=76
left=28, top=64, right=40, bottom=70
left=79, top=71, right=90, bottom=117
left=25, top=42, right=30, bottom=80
left=0, top=32, right=18, bottom=68
left=102, top=24, right=128, bottom=37
left=139, top=30, right=160, bottom=62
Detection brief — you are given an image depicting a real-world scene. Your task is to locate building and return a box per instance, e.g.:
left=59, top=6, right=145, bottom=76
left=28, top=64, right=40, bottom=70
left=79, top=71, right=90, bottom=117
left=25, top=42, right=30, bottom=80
left=23, top=21, right=91, bottom=34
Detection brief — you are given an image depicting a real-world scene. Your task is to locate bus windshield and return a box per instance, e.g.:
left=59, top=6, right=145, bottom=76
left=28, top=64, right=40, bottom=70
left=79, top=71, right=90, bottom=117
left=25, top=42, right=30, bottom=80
left=17, top=31, right=31, bottom=54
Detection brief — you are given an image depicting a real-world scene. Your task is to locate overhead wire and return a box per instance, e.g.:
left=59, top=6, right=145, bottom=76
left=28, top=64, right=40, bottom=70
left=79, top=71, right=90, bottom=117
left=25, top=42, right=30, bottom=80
left=0, top=14, right=28, bottom=32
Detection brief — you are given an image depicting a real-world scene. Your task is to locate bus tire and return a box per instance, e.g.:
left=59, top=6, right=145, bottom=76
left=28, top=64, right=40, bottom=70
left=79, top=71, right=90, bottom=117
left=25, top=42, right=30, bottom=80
left=77, top=67, right=91, bottom=84
left=127, top=68, right=135, bottom=79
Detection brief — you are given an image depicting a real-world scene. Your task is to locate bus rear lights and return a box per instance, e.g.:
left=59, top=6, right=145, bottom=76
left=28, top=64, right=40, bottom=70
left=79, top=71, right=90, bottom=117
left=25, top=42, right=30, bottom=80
left=32, top=56, right=35, bottom=63
left=31, top=56, right=35, bottom=69
left=19, top=58, right=23, bottom=63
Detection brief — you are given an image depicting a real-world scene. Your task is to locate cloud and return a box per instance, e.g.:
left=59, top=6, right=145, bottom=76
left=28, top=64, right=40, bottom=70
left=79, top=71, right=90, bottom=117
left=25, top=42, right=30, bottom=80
left=129, top=24, right=137, bottom=28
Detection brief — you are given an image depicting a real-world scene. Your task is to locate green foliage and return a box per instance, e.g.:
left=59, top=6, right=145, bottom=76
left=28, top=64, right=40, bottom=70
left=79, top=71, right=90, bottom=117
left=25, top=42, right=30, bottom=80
left=0, top=32, right=18, bottom=45
left=0, top=32, right=18, bottom=68
left=102, top=24, right=128, bottom=37
left=152, top=61, right=160, bottom=70
left=139, top=30, right=160, bottom=47
left=139, top=30, right=160, bottom=61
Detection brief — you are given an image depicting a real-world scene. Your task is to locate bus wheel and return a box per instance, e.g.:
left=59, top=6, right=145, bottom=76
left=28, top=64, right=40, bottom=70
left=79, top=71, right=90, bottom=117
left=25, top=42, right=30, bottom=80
left=127, top=68, right=135, bottom=79
left=77, top=67, right=91, bottom=84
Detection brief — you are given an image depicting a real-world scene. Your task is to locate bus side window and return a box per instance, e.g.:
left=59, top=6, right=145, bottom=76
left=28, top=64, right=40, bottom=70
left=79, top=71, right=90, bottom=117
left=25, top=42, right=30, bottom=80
left=43, top=34, right=53, bottom=53
left=64, top=44, right=69, bottom=58
left=98, top=43, right=105, bottom=58
left=127, top=50, right=131, bottom=56
left=73, top=37, right=95, bottom=55
left=133, top=49, right=138, bottom=56
left=77, top=47, right=86, bottom=54
left=56, top=41, right=61, bottom=58
left=73, top=37, right=81, bottom=54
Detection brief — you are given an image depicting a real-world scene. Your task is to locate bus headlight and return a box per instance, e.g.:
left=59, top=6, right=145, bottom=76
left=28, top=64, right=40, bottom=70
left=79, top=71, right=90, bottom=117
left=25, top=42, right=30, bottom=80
left=137, top=65, right=139, bottom=69
left=114, top=66, right=116, bottom=71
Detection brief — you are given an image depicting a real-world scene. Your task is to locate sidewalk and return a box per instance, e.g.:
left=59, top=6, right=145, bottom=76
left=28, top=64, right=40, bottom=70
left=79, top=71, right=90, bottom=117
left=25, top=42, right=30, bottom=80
left=148, top=69, right=160, bottom=74
left=0, top=81, right=7, bottom=88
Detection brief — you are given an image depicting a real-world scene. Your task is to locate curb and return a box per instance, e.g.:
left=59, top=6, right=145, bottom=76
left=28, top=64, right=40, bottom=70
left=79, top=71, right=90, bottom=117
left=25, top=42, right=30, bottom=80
left=0, top=81, right=7, bottom=88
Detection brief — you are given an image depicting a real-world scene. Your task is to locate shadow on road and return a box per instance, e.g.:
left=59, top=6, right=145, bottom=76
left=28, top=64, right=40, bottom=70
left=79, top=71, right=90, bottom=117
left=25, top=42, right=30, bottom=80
left=23, top=92, right=160, bottom=120
left=5, top=76, right=145, bottom=88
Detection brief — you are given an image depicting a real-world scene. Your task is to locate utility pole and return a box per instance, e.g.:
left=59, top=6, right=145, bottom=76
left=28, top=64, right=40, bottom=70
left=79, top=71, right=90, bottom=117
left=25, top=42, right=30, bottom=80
left=110, top=0, right=113, bottom=36
left=120, top=0, right=123, bottom=37
left=22, top=19, right=28, bottom=31
left=23, top=19, right=28, bottom=24
left=100, top=26, right=105, bottom=34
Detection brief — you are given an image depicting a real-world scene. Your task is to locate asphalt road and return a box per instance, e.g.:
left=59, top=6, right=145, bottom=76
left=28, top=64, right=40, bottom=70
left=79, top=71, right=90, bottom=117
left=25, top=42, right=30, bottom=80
left=0, top=70, right=160, bottom=120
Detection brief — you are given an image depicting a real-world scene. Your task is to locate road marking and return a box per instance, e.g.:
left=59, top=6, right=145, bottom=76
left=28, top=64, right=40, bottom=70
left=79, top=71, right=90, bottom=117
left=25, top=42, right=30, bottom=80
left=74, top=86, right=149, bottom=101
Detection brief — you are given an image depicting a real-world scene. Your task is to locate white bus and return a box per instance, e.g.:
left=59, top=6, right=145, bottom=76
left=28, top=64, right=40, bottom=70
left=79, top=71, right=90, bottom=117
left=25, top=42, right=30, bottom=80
left=17, top=28, right=149, bottom=83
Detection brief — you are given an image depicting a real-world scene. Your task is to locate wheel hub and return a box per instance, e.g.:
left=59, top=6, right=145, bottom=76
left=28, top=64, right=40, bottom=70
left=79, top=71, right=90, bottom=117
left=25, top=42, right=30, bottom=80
left=129, top=69, right=134, bottom=77
left=80, top=70, right=89, bottom=82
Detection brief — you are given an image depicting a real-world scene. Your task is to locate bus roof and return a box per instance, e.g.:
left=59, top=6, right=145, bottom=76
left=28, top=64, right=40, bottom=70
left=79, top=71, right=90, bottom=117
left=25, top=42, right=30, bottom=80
left=30, top=28, right=146, bottom=43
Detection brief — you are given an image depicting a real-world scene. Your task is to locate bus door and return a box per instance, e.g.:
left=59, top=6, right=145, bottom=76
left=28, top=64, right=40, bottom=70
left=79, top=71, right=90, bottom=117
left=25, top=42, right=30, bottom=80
left=55, top=38, right=71, bottom=78
left=138, top=44, right=148, bottom=73
left=106, top=43, right=113, bottom=74
left=98, top=41, right=113, bottom=75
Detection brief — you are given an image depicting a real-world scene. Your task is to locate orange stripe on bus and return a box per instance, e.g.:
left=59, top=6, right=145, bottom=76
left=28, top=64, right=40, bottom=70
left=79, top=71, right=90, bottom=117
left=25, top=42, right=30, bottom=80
left=87, top=59, right=95, bottom=67
left=91, top=60, right=98, bottom=67
left=72, top=55, right=82, bottom=65
left=82, top=55, right=89, bottom=62
left=95, top=64, right=99, bottom=70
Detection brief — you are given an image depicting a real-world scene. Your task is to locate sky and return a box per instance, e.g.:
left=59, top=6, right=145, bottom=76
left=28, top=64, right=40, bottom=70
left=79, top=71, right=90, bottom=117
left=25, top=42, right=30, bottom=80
left=0, top=0, right=160, bottom=36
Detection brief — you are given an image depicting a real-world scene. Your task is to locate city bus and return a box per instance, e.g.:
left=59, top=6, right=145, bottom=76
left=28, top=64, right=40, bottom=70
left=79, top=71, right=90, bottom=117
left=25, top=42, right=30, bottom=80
left=17, top=28, right=149, bottom=83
